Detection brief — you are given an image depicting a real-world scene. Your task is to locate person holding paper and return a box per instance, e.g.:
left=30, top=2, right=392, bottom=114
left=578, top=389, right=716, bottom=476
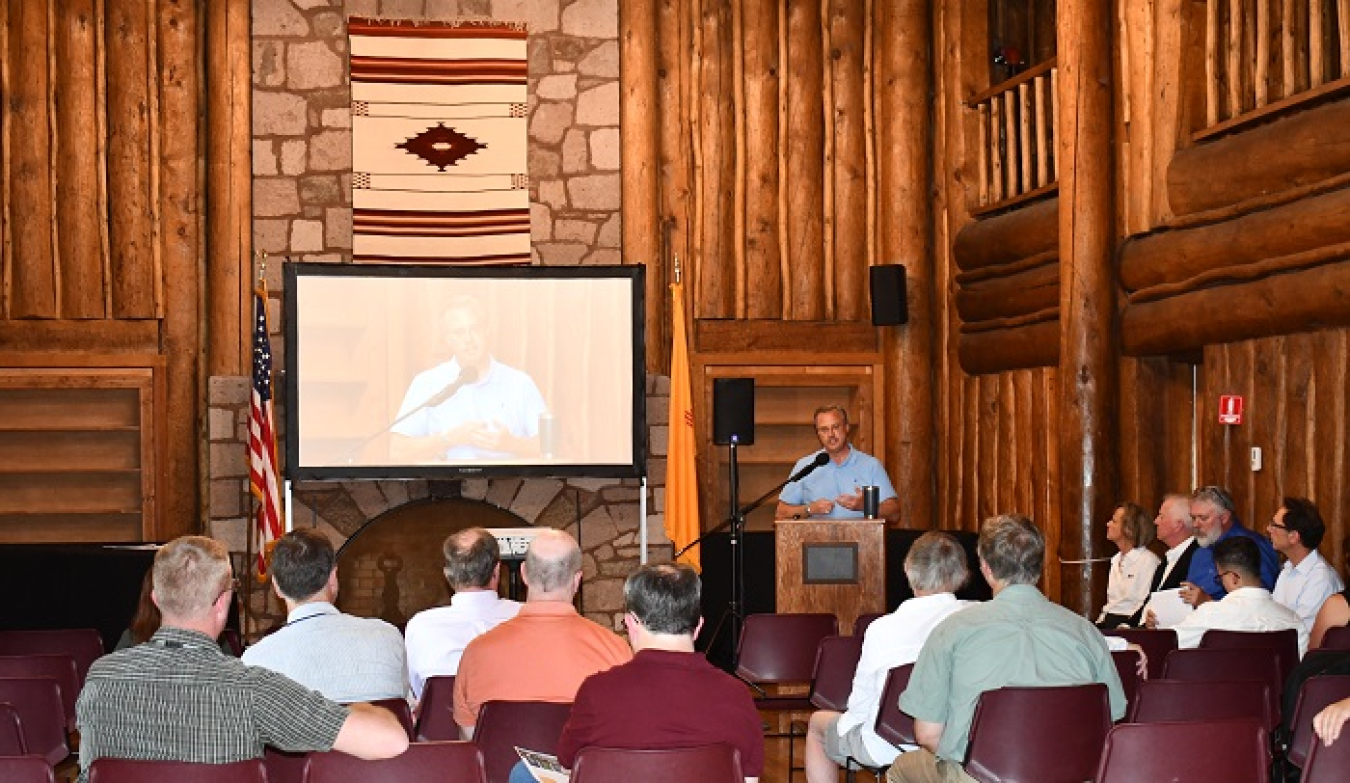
left=1180, top=485, right=1279, bottom=606
left=1132, top=494, right=1198, bottom=627
left=775, top=405, right=899, bottom=523
left=1168, top=536, right=1307, bottom=655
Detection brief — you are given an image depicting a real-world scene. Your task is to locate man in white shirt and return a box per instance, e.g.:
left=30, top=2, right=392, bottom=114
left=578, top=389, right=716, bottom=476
left=242, top=529, right=408, bottom=702
left=404, top=527, right=521, bottom=702
left=1270, top=497, right=1344, bottom=632
left=1170, top=536, right=1308, bottom=655
left=1132, top=494, right=1198, bottom=627
left=804, top=532, right=972, bottom=781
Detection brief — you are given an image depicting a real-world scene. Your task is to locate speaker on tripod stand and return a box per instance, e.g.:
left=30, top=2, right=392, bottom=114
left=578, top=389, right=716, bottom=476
left=704, top=378, right=755, bottom=662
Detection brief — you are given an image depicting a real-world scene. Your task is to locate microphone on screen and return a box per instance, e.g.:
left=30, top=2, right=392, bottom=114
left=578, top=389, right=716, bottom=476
left=418, top=366, right=480, bottom=411
left=788, top=452, right=831, bottom=483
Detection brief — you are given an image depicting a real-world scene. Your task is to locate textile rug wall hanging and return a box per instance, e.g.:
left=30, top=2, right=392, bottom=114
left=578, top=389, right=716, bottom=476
left=349, top=18, right=530, bottom=265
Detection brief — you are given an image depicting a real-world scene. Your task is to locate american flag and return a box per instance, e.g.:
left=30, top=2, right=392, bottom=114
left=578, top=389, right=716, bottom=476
left=249, top=284, right=283, bottom=575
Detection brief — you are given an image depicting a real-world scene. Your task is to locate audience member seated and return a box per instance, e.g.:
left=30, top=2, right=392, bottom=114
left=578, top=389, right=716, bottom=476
left=889, top=514, right=1126, bottom=783
left=1311, top=576, right=1350, bottom=650
left=1096, top=502, right=1160, bottom=628
left=1270, top=497, right=1343, bottom=633
left=1127, top=494, right=1198, bottom=627
left=242, top=529, right=407, bottom=702
left=1315, top=696, right=1350, bottom=748
left=115, top=568, right=236, bottom=654
left=76, top=536, right=408, bottom=782
left=1181, top=485, right=1278, bottom=607
left=805, top=532, right=971, bottom=782
left=527, top=563, right=764, bottom=783
left=1159, top=536, right=1308, bottom=655
left=405, top=527, right=521, bottom=703
left=452, top=528, right=631, bottom=738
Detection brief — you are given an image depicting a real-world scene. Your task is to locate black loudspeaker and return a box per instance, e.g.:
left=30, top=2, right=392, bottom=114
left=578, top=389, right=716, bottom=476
left=870, top=264, right=909, bottom=325
left=712, top=377, right=755, bottom=445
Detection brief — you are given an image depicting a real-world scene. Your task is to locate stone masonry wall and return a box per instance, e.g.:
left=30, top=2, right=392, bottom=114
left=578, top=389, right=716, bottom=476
left=206, top=0, right=670, bottom=632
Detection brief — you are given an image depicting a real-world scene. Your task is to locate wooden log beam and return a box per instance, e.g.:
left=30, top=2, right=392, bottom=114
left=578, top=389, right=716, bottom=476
left=958, top=320, right=1059, bottom=375
left=1122, top=263, right=1350, bottom=355
left=877, top=0, right=934, bottom=530
left=694, top=0, right=736, bottom=319
left=658, top=0, right=692, bottom=336
left=105, top=0, right=156, bottom=319
left=955, top=261, right=1059, bottom=322
left=1056, top=0, right=1117, bottom=617
left=1120, top=184, right=1350, bottom=292
left=1168, top=99, right=1350, bottom=215
left=620, top=0, right=664, bottom=372
left=6, top=0, right=57, bottom=317
left=951, top=196, right=1058, bottom=272
left=783, top=0, right=825, bottom=319
left=829, top=0, right=866, bottom=322
left=55, top=0, right=105, bottom=318
left=741, top=0, right=782, bottom=320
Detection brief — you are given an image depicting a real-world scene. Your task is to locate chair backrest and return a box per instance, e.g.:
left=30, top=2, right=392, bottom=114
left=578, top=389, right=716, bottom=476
left=0, top=654, right=80, bottom=732
left=0, top=702, right=28, bottom=756
left=1162, top=647, right=1283, bottom=723
left=305, top=740, right=486, bottom=783
left=853, top=612, right=884, bottom=638
left=874, top=664, right=915, bottom=748
left=1096, top=718, right=1269, bottom=783
left=0, top=756, right=55, bottom=783
left=570, top=743, right=743, bottom=783
left=415, top=675, right=457, bottom=741
left=1128, top=678, right=1273, bottom=731
left=1200, top=628, right=1300, bottom=683
left=1100, top=627, right=1176, bottom=681
left=1322, top=625, right=1350, bottom=651
left=87, top=757, right=268, bottom=782
left=964, top=684, right=1112, bottom=783
left=363, top=698, right=415, bottom=740
left=0, top=677, right=68, bottom=766
left=1288, top=675, right=1350, bottom=768
left=809, top=635, right=862, bottom=711
left=1110, top=650, right=1142, bottom=717
left=473, top=700, right=573, bottom=783
left=0, top=630, right=103, bottom=689
left=219, top=628, right=244, bottom=657
left=1303, top=723, right=1350, bottom=783
left=264, top=747, right=311, bottom=783
left=734, top=613, right=839, bottom=684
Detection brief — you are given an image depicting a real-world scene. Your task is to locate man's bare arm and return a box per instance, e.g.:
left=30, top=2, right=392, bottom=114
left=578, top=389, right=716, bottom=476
left=914, top=719, right=944, bottom=754
left=332, top=703, right=410, bottom=759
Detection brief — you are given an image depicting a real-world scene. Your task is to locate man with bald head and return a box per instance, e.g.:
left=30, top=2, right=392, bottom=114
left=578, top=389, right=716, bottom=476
left=452, top=528, right=631, bottom=737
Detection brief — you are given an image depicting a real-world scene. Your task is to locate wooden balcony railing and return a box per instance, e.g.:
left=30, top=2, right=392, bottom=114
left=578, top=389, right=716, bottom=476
left=968, top=59, right=1058, bottom=213
left=1203, top=0, right=1350, bottom=132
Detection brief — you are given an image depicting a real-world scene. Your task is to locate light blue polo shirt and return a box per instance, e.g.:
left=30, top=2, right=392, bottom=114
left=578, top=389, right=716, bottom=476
left=778, top=446, right=897, bottom=519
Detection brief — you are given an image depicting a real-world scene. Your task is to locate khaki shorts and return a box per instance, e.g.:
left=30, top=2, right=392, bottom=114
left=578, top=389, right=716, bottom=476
left=823, top=715, right=885, bottom=768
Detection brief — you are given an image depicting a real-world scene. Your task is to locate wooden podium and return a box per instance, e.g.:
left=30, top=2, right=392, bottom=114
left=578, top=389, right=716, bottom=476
left=774, top=519, right=885, bottom=633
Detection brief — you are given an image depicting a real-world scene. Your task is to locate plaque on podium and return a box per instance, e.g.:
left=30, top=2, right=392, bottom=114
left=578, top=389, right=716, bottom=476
left=774, top=519, right=885, bottom=633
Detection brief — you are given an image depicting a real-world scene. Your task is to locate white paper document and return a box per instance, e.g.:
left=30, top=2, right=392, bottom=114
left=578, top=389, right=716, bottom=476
left=1145, top=587, right=1193, bottom=628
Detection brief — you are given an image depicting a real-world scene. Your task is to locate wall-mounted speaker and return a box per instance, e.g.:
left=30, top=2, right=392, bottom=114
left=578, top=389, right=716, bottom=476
left=870, top=264, right=909, bottom=326
left=712, top=377, right=755, bottom=445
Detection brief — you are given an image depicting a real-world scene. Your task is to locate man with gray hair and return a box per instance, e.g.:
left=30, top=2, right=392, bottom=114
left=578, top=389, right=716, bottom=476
left=404, top=527, right=521, bottom=701
left=889, top=515, right=1126, bottom=783
left=805, top=532, right=972, bottom=782
left=1181, top=485, right=1278, bottom=606
left=452, top=528, right=631, bottom=736
left=1128, top=494, right=1197, bottom=627
left=76, top=536, right=408, bottom=781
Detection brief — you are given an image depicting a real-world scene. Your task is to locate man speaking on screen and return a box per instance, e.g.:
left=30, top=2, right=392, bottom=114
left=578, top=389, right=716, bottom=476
left=391, top=295, right=548, bottom=462
left=774, top=405, right=900, bottom=523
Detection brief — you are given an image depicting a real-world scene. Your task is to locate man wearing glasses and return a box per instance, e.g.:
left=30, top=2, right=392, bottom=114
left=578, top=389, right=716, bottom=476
left=1168, top=536, right=1307, bottom=655
left=1269, top=497, right=1344, bottom=632
left=775, top=405, right=899, bottom=523
left=1179, top=485, right=1279, bottom=606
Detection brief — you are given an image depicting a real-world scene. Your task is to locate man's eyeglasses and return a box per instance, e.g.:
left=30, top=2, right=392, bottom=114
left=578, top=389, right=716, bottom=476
left=1268, top=522, right=1288, bottom=531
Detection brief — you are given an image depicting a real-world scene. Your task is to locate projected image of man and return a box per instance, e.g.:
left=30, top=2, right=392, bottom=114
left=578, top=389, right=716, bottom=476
left=391, top=295, right=547, bottom=461
left=775, top=405, right=899, bottom=523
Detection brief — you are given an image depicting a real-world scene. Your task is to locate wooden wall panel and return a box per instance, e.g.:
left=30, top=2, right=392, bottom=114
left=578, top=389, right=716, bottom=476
left=54, top=0, right=106, bottom=318
left=6, top=0, right=57, bottom=318
left=740, top=0, right=782, bottom=319
left=1118, top=355, right=1198, bottom=514
left=693, top=0, right=736, bottom=319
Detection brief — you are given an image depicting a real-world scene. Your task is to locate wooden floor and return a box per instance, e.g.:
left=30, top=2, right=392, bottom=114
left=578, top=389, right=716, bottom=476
left=761, top=713, right=878, bottom=783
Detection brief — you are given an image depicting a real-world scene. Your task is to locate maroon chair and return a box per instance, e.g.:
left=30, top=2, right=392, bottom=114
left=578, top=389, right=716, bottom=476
left=305, top=740, right=486, bottom=782
left=414, top=675, right=457, bottom=741
left=0, top=702, right=27, bottom=756
left=735, top=613, right=838, bottom=775
left=853, top=613, right=885, bottom=638
left=364, top=698, right=415, bottom=740
left=1100, top=627, right=1176, bottom=681
left=874, top=664, right=916, bottom=748
left=1162, top=647, right=1283, bottom=723
left=219, top=628, right=245, bottom=657
left=1303, top=722, right=1350, bottom=783
left=264, top=747, right=311, bottom=783
left=473, top=700, right=572, bottom=783
left=1096, top=718, right=1269, bottom=783
left=809, top=635, right=863, bottom=712
left=570, top=743, right=743, bottom=783
left=1200, top=628, right=1300, bottom=684
left=1110, top=650, right=1143, bottom=719
left=0, top=630, right=103, bottom=689
left=0, top=678, right=67, bottom=766
left=0, top=756, right=55, bottom=783
left=1321, top=625, right=1350, bottom=651
left=1287, top=675, right=1350, bottom=770
left=87, top=757, right=268, bottom=782
left=963, top=684, right=1112, bottom=783
left=0, top=655, right=80, bottom=732
left=1127, top=678, right=1274, bottom=732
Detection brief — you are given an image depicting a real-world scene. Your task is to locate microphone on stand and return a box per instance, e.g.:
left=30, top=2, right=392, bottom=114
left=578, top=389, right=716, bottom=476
left=787, top=451, right=831, bottom=483
left=413, top=366, right=479, bottom=413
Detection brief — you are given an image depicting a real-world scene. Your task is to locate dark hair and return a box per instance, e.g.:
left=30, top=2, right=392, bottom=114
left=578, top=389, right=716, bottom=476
left=624, top=563, right=701, bottom=635
left=270, top=529, right=336, bottom=601
left=443, top=527, right=500, bottom=589
left=1117, top=501, right=1156, bottom=548
left=1281, top=497, right=1326, bottom=550
left=129, top=568, right=162, bottom=644
left=1213, top=536, right=1261, bottom=581
left=978, top=514, right=1044, bottom=585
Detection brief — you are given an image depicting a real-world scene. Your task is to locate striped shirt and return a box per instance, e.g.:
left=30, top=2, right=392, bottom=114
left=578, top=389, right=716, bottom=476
left=76, top=626, right=348, bottom=781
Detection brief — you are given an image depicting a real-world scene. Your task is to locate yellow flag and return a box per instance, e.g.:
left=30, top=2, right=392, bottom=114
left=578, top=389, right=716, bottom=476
left=666, top=281, right=701, bottom=570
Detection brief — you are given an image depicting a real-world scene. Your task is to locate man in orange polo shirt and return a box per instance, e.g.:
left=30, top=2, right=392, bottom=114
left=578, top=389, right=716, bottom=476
left=452, top=528, right=632, bottom=736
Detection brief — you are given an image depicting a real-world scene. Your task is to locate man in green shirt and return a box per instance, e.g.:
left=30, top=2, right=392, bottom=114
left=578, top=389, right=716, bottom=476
left=889, top=514, right=1126, bottom=783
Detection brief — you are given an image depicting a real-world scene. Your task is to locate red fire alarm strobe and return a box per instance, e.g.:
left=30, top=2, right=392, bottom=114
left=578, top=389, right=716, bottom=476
left=1219, top=395, right=1244, bottom=425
